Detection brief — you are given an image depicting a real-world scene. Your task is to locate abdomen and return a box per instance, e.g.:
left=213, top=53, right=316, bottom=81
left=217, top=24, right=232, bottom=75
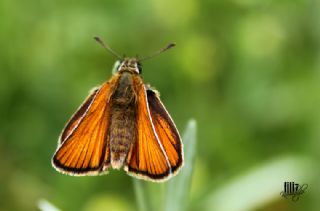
left=109, top=72, right=137, bottom=169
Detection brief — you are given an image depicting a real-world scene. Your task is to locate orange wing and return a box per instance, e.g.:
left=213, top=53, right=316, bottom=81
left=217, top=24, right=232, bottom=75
left=146, top=89, right=183, bottom=174
left=59, top=87, right=99, bottom=144
left=125, top=76, right=183, bottom=181
left=52, top=75, right=119, bottom=175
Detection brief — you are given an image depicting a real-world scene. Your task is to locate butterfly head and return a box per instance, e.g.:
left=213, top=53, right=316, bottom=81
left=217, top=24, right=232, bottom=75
left=116, top=58, right=142, bottom=74
left=93, top=37, right=175, bottom=75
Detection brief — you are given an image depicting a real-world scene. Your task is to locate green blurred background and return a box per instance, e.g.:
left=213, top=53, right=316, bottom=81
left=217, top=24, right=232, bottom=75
left=0, top=0, right=319, bottom=210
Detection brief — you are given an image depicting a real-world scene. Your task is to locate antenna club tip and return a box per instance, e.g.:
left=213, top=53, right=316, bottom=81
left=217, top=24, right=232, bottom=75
left=168, top=43, right=176, bottom=48
left=93, top=37, right=122, bottom=59
left=93, top=36, right=101, bottom=42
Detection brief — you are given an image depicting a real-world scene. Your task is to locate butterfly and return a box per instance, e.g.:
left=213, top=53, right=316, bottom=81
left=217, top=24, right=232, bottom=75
left=51, top=37, right=183, bottom=182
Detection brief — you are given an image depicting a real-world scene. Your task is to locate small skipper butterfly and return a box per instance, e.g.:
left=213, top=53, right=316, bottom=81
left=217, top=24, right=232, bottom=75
left=52, top=37, right=183, bottom=182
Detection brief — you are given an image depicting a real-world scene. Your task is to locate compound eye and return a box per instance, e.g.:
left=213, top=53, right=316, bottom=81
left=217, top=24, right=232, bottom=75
left=137, top=63, right=142, bottom=73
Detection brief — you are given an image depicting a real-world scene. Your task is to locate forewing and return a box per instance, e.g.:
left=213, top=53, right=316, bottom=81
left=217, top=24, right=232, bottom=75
left=52, top=76, right=119, bottom=175
left=146, top=89, right=183, bottom=174
left=60, top=87, right=99, bottom=144
left=125, top=76, right=172, bottom=181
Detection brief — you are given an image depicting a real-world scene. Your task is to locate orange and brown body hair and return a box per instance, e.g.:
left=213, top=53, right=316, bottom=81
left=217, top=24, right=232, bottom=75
left=52, top=58, right=183, bottom=182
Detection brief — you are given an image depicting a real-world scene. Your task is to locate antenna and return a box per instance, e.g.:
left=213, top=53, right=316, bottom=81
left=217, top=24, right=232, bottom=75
left=139, top=43, right=176, bottom=62
left=94, top=36, right=122, bottom=59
